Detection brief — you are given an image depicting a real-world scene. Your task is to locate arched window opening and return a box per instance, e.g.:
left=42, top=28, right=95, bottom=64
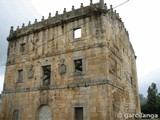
left=12, top=110, right=19, bottom=120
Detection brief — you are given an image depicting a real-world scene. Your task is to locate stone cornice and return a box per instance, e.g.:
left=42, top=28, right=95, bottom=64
left=7, top=3, right=108, bottom=41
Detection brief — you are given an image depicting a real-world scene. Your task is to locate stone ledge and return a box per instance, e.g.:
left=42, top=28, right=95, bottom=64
left=2, top=77, right=124, bottom=94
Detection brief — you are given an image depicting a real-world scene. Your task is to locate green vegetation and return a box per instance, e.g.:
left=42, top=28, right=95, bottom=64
left=140, top=83, right=160, bottom=118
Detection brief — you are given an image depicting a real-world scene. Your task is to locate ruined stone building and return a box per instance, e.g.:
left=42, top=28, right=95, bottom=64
left=0, top=0, right=140, bottom=120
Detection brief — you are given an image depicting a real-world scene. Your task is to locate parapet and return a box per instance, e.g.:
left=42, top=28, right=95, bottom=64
left=7, top=0, right=123, bottom=41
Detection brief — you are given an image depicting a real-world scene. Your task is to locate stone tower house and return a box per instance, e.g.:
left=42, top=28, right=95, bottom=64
left=0, top=0, right=140, bottom=120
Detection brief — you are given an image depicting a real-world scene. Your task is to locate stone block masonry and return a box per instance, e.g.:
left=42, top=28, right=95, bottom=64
left=0, top=0, right=140, bottom=120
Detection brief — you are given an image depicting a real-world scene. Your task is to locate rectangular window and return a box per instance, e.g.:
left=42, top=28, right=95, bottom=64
left=75, top=107, right=83, bottom=120
left=130, top=77, right=133, bottom=85
left=18, top=69, right=23, bottom=82
left=20, top=43, right=26, bottom=54
left=74, top=59, right=83, bottom=72
left=42, top=65, right=51, bottom=86
left=74, top=28, right=81, bottom=39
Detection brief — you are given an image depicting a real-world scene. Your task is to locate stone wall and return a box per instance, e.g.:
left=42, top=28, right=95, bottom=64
left=0, top=0, right=140, bottom=120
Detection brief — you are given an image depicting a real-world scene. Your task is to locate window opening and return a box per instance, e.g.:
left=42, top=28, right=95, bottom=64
left=74, top=59, right=83, bottom=72
left=13, top=110, right=19, bottom=120
left=131, top=77, right=133, bottom=85
left=74, top=28, right=81, bottom=39
left=18, top=69, right=23, bottom=82
left=20, top=43, right=26, bottom=54
left=42, top=65, right=51, bottom=86
left=75, top=107, right=83, bottom=120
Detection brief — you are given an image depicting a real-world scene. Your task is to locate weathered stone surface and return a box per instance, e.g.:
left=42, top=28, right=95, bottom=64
left=0, top=0, right=140, bottom=120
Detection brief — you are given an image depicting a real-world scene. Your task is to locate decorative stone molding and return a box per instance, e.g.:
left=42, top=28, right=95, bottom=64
left=58, top=59, right=67, bottom=75
left=27, top=65, right=34, bottom=79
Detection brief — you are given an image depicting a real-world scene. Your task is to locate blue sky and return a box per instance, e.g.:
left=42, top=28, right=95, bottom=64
left=0, top=0, right=160, bottom=96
